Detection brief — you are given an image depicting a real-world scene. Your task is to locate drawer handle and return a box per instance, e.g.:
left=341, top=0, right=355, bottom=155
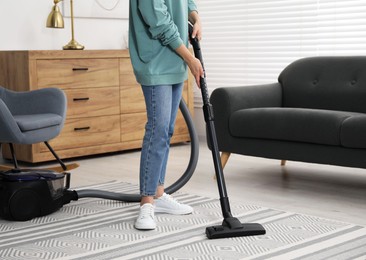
left=72, top=68, right=89, bottom=71
left=74, top=127, right=90, bottom=131
left=73, top=97, right=90, bottom=101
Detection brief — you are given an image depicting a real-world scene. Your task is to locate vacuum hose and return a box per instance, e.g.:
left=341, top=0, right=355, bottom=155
left=76, top=99, right=199, bottom=202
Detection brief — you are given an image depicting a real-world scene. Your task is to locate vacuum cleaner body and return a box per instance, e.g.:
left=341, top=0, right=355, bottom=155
left=0, top=169, right=77, bottom=221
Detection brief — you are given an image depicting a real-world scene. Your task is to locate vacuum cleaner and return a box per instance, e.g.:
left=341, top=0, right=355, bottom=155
left=188, top=23, right=266, bottom=239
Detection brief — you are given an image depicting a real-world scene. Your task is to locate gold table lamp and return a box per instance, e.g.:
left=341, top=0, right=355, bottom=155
left=47, top=0, right=85, bottom=50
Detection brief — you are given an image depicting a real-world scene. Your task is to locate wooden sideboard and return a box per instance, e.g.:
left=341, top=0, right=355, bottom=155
left=0, top=50, right=194, bottom=163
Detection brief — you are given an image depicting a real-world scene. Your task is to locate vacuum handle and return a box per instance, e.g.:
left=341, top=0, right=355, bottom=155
left=188, top=23, right=210, bottom=106
left=188, top=23, right=204, bottom=71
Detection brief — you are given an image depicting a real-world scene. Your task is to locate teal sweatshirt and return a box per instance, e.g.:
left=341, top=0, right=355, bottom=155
left=129, top=0, right=198, bottom=86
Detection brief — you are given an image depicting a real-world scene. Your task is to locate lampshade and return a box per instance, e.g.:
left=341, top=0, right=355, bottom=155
left=46, top=5, right=64, bottom=28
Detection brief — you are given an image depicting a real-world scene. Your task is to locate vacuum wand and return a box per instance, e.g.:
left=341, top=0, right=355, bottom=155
left=189, top=23, right=266, bottom=239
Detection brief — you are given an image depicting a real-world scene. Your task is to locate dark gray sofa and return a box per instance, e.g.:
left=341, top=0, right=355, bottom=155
left=210, top=56, right=366, bottom=169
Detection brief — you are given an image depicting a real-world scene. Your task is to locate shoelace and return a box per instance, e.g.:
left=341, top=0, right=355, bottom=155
left=161, top=194, right=181, bottom=207
left=140, top=205, right=154, bottom=219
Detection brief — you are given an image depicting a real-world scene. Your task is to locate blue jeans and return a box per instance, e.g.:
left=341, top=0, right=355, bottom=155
left=140, top=83, right=184, bottom=196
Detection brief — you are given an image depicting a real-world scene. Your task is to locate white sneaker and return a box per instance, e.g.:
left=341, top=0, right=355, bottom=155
left=154, top=193, right=193, bottom=215
left=134, top=203, right=156, bottom=230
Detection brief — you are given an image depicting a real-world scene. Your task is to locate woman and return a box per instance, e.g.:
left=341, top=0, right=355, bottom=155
left=129, top=0, right=203, bottom=230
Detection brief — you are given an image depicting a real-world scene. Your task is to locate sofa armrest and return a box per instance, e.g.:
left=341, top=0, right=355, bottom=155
left=210, top=83, right=282, bottom=113
left=211, top=83, right=282, bottom=126
left=209, top=83, right=282, bottom=151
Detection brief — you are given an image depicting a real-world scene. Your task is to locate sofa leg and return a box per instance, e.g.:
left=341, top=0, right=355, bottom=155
left=213, top=152, right=231, bottom=179
left=281, top=160, right=287, bottom=166
left=221, top=152, right=231, bottom=169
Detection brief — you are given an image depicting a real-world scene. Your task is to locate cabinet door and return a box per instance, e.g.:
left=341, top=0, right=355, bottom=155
left=121, top=112, right=146, bottom=142
left=120, top=85, right=146, bottom=114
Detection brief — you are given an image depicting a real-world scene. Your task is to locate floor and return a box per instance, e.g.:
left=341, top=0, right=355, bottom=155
left=2, top=141, right=366, bottom=226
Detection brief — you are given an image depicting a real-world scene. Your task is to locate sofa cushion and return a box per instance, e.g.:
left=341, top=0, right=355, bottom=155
left=229, top=108, right=358, bottom=146
left=340, top=115, right=366, bottom=149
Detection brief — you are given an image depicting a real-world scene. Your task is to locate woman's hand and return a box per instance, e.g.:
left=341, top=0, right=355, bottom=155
left=191, top=21, right=202, bottom=41
left=187, top=56, right=204, bottom=88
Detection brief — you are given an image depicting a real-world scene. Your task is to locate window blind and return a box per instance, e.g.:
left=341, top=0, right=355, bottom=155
left=194, top=0, right=366, bottom=105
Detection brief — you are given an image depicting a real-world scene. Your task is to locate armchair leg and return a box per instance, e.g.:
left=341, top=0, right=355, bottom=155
left=44, top=141, right=67, bottom=171
left=0, top=142, right=78, bottom=173
left=9, top=143, right=19, bottom=169
left=281, top=160, right=287, bottom=166
left=221, top=152, right=231, bottom=169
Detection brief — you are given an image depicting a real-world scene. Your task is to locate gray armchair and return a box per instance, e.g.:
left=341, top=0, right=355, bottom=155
left=0, top=86, right=67, bottom=169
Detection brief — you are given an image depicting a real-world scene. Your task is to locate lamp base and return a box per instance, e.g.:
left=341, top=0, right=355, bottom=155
left=63, top=39, right=84, bottom=50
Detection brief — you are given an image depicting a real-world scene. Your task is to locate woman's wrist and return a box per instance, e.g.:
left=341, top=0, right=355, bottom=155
left=189, top=11, right=200, bottom=25
left=176, top=44, right=194, bottom=63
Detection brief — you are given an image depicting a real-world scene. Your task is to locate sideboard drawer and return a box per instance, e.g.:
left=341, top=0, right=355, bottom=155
left=37, top=58, right=119, bottom=89
left=40, top=115, right=121, bottom=151
left=65, top=87, right=120, bottom=118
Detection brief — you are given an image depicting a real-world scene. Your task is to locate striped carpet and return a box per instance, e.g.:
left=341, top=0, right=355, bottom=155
left=0, top=181, right=365, bottom=260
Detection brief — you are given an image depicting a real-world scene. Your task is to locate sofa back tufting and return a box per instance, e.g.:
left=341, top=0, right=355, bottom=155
left=278, top=56, right=366, bottom=113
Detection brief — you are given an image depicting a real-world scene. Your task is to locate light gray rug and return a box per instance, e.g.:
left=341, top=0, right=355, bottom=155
left=0, top=181, right=365, bottom=260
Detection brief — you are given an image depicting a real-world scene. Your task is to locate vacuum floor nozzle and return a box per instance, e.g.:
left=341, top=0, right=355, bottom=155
left=206, top=217, right=266, bottom=239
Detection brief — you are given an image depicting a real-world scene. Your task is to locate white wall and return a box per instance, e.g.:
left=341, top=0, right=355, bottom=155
left=0, top=0, right=129, bottom=50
